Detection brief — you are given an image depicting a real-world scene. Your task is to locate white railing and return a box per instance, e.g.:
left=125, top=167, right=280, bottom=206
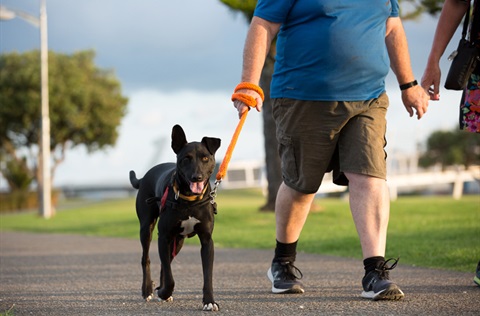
left=219, top=159, right=480, bottom=200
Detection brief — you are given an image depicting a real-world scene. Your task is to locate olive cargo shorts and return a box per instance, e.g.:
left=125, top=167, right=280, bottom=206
left=272, top=93, right=389, bottom=194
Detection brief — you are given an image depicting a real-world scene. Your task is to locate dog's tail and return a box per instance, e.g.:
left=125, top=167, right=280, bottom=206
left=129, top=170, right=141, bottom=189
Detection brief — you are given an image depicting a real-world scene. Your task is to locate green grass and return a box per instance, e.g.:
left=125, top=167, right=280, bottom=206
left=1, top=189, right=479, bottom=272
left=0, top=304, right=15, bottom=316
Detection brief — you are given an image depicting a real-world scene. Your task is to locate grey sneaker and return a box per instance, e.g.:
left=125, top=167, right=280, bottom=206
left=267, top=260, right=304, bottom=294
left=361, top=258, right=405, bottom=301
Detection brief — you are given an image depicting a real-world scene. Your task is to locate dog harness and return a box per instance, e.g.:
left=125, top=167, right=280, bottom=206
left=157, top=180, right=210, bottom=212
left=146, top=175, right=217, bottom=260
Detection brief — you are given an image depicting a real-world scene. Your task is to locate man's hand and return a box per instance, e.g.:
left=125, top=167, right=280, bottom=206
left=401, top=85, right=430, bottom=119
left=232, top=88, right=263, bottom=119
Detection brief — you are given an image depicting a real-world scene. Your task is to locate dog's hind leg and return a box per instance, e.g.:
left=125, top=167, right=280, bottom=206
left=139, top=218, right=157, bottom=301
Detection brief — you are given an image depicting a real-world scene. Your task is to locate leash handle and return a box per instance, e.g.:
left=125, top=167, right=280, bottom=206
left=215, top=83, right=264, bottom=182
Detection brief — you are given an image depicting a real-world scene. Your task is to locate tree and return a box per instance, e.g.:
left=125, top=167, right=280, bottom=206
left=220, top=0, right=281, bottom=211
left=219, top=0, right=445, bottom=211
left=399, top=0, right=443, bottom=19
left=0, top=50, right=128, bottom=196
left=418, top=129, right=480, bottom=170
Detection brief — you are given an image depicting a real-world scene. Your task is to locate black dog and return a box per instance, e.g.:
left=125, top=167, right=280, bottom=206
left=129, top=125, right=221, bottom=311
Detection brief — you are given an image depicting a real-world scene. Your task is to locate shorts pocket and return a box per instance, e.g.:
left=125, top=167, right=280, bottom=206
left=277, top=131, right=299, bottom=184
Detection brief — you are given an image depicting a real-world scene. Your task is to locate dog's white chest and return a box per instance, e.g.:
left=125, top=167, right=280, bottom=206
left=180, top=216, right=201, bottom=236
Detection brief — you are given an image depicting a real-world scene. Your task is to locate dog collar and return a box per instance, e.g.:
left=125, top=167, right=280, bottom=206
left=172, top=180, right=208, bottom=202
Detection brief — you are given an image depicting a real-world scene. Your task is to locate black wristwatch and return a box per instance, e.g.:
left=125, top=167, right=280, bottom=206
left=399, top=80, right=418, bottom=91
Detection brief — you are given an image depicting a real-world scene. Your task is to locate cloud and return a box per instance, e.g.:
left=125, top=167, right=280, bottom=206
left=53, top=89, right=264, bottom=186
left=0, top=0, right=249, bottom=92
left=0, top=0, right=469, bottom=188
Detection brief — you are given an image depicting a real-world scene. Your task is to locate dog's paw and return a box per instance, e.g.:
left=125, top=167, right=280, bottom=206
left=145, top=294, right=155, bottom=302
left=203, top=302, right=219, bottom=311
left=156, top=288, right=174, bottom=302
left=145, top=294, right=163, bottom=303
left=162, top=296, right=173, bottom=303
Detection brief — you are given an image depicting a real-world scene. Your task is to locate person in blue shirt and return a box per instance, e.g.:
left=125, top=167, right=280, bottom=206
left=232, top=0, right=430, bottom=300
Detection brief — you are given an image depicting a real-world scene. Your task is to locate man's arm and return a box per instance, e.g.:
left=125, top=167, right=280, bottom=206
left=386, top=17, right=429, bottom=119
left=234, top=16, right=281, bottom=117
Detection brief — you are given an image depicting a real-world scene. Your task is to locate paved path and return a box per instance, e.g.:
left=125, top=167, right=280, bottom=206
left=0, top=232, right=478, bottom=315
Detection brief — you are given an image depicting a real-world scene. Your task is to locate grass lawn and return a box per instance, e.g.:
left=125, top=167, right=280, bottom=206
left=0, top=189, right=478, bottom=272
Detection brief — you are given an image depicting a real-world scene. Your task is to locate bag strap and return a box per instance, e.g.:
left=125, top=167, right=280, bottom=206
left=471, top=0, right=480, bottom=45
left=461, top=1, right=471, bottom=40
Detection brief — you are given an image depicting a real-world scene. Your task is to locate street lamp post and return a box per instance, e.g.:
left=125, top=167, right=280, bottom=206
left=39, top=0, right=52, bottom=219
left=0, top=1, right=52, bottom=218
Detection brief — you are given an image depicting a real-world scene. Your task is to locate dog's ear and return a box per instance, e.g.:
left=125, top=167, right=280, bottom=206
left=171, top=125, right=188, bottom=154
left=202, top=137, right=221, bottom=155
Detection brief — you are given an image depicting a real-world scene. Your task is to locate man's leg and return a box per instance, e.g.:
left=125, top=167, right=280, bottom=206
left=344, top=172, right=389, bottom=259
left=345, top=172, right=404, bottom=300
left=275, top=182, right=316, bottom=243
left=267, top=182, right=315, bottom=294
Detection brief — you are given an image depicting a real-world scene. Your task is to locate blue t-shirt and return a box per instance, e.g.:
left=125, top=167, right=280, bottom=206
left=254, top=0, right=399, bottom=101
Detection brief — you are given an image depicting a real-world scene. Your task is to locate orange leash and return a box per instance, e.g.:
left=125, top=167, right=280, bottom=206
left=215, top=82, right=264, bottom=182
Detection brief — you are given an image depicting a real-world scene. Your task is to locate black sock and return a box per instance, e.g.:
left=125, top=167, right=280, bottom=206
left=273, top=240, right=298, bottom=263
left=363, top=256, right=385, bottom=275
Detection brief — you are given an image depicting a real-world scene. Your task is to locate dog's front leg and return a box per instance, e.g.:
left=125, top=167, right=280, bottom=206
left=199, top=232, right=219, bottom=311
left=157, top=236, right=175, bottom=301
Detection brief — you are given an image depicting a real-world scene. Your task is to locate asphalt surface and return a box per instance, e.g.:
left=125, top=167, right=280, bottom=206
left=0, top=231, right=478, bottom=315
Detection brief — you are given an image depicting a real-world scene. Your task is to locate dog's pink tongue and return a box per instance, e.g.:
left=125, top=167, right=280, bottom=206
left=190, top=182, right=205, bottom=194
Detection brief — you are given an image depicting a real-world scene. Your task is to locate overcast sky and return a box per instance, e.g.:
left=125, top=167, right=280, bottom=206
left=0, top=0, right=466, bottom=186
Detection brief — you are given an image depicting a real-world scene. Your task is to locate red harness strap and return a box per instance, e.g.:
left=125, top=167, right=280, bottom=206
left=172, top=239, right=177, bottom=259
left=160, top=186, right=169, bottom=211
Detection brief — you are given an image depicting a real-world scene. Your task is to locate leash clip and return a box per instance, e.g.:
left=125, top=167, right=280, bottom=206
left=210, top=179, right=221, bottom=204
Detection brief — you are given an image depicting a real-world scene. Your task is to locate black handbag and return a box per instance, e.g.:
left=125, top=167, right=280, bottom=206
left=444, top=2, right=480, bottom=91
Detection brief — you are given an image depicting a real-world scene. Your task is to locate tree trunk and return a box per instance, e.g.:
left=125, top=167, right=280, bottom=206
left=259, top=49, right=281, bottom=212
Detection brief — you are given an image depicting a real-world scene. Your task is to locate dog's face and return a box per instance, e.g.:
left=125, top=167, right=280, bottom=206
left=171, top=125, right=221, bottom=195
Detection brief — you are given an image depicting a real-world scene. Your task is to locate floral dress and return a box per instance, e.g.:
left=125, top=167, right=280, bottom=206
left=460, top=0, right=480, bottom=133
